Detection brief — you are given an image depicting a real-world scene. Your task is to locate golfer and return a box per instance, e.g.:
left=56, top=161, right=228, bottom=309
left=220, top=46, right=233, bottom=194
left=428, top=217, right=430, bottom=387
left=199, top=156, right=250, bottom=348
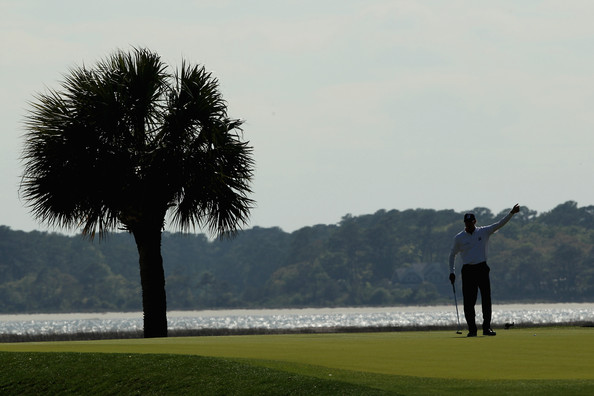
left=448, top=204, right=520, bottom=337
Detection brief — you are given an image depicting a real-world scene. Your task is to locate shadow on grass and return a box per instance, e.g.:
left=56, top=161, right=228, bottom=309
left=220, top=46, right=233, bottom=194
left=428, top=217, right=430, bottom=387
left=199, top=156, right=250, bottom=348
left=1, top=352, right=593, bottom=395
left=0, top=351, right=391, bottom=395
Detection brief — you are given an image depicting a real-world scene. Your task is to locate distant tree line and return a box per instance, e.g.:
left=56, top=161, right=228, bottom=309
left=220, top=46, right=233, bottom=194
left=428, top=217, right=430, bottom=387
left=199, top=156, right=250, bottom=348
left=0, top=201, right=593, bottom=314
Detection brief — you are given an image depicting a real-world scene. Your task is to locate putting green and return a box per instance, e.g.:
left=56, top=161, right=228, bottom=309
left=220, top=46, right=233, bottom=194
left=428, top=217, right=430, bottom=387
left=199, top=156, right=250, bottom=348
left=1, top=327, right=591, bottom=380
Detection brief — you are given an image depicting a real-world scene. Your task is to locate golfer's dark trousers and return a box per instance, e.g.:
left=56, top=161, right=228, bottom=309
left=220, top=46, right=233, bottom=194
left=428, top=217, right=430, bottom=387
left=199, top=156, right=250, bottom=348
left=461, top=262, right=491, bottom=333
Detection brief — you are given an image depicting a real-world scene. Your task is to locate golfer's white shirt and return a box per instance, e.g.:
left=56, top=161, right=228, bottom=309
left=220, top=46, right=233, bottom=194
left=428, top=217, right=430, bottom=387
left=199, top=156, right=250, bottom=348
left=448, top=212, right=514, bottom=274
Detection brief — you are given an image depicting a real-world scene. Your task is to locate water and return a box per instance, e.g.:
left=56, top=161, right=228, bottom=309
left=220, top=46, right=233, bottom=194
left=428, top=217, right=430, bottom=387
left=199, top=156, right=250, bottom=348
left=1, top=303, right=593, bottom=336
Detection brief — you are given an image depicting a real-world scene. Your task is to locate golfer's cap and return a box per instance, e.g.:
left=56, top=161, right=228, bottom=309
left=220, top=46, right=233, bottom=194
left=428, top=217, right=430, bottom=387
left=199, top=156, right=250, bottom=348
left=464, top=213, right=476, bottom=222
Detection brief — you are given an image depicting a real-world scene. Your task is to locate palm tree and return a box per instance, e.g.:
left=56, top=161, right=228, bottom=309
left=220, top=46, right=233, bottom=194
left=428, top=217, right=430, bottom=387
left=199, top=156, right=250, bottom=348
left=20, top=48, right=255, bottom=338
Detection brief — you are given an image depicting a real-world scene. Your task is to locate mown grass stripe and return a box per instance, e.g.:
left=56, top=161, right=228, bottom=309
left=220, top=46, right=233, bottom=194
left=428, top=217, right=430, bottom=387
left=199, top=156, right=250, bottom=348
left=1, top=327, right=593, bottom=381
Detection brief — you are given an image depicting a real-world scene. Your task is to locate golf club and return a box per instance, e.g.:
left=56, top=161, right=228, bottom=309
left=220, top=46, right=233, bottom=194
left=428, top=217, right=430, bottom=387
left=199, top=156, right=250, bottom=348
left=452, top=283, right=462, bottom=334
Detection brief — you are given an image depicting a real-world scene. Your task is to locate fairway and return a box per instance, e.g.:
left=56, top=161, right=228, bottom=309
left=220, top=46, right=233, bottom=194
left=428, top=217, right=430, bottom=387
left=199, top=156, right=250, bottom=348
left=1, top=327, right=592, bottom=381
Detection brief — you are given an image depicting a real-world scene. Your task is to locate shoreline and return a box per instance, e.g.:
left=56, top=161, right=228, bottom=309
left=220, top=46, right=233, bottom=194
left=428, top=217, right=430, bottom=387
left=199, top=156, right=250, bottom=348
left=1, top=320, right=592, bottom=344
left=1, top=303, right=593, bottom=343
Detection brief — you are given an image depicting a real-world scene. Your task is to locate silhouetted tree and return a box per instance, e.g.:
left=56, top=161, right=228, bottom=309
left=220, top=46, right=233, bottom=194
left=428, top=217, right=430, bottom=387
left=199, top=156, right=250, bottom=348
left=20, top=48, right=254, bottom=337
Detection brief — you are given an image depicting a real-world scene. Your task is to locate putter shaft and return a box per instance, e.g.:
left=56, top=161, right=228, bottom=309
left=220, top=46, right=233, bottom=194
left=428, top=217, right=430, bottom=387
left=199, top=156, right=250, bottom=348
left=452, top=283, right=462, bottom=333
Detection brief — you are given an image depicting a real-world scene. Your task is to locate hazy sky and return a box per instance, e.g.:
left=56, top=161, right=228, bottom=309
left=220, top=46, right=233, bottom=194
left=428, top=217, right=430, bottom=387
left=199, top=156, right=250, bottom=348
left=2, top=1, right=593, bottom=235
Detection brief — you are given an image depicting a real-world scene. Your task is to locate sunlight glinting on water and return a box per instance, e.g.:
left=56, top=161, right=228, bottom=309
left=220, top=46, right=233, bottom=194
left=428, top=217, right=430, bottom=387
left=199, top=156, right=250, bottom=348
left=1, top=303, right=592, bottom=336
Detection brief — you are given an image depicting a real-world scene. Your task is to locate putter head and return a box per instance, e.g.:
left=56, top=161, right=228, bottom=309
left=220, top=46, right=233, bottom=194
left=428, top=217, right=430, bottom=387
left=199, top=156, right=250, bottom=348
left=456, top=330, right=462, bottom=334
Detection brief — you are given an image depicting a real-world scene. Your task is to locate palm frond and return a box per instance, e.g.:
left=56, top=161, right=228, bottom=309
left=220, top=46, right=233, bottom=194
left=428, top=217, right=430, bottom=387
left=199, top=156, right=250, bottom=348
left=21, top=47, right=254, bottom=238
left=163, top=68, right=254, bottom=236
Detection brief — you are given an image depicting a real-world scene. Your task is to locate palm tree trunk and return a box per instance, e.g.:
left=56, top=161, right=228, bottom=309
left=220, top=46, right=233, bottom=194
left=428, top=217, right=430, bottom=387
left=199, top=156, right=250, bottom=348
left=132, top=226, right=168, bottom=338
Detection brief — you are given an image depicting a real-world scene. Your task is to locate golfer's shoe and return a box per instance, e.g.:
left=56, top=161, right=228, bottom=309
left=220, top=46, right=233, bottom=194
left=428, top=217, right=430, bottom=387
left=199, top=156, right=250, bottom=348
left=467, top=331, right=477, bottom=337
left=483, top=329, right=497, bottom=336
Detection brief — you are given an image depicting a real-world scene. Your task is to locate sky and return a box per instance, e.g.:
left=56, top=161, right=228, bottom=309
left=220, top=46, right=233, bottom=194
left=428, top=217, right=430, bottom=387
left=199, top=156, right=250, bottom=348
left=1, top=0, right=593, bottom=235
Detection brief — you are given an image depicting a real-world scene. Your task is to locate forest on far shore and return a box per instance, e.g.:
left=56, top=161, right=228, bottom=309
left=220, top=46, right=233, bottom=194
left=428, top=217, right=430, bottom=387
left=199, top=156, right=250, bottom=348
left=0, top=201, right=593, bottom=314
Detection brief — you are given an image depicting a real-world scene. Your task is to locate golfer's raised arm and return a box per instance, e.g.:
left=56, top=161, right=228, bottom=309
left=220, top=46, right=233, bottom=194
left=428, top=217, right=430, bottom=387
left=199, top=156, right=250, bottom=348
left=487, top=204, right=520, bottom=233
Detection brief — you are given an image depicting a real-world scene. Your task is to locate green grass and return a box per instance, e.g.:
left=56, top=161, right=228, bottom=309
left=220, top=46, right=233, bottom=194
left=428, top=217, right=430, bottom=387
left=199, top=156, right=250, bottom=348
left=0, top=352, right=389, bottom=395
left=1, top=327, right=593, bottom=395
